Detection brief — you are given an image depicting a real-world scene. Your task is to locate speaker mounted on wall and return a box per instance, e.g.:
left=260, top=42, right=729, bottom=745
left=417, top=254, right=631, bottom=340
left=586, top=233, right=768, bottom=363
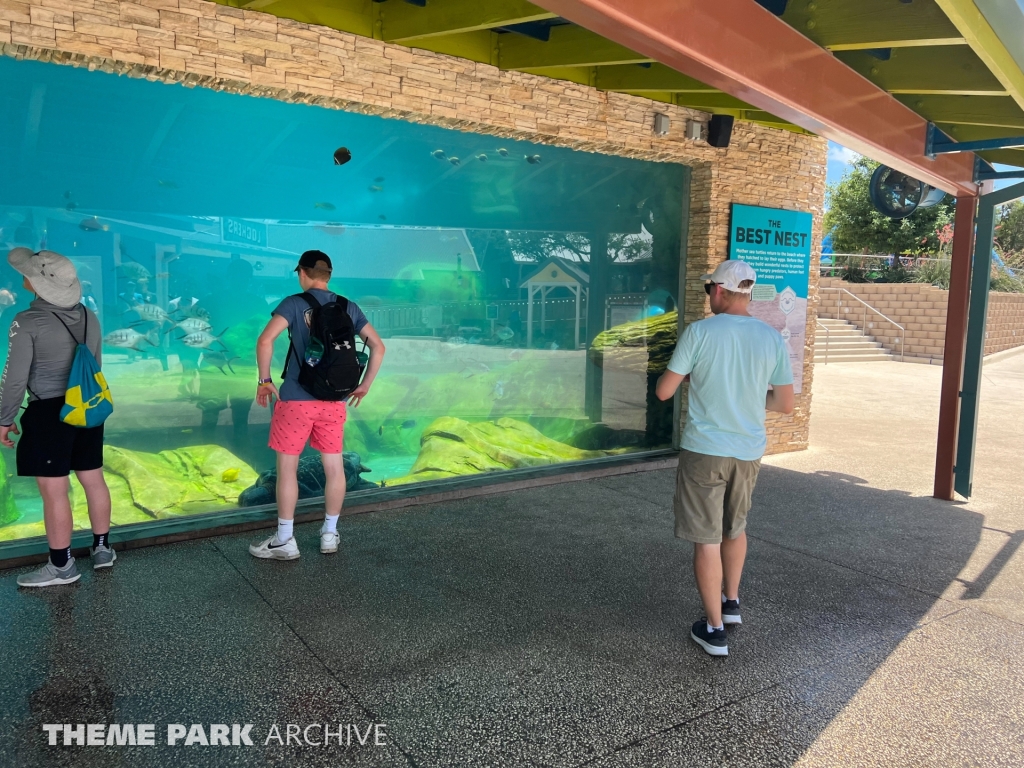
left=707, top=115, right=734, bottom=148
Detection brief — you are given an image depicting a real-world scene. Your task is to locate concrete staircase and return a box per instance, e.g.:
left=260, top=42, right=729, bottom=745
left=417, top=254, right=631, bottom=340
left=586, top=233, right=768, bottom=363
left=814, top=318, right=894, bottom=363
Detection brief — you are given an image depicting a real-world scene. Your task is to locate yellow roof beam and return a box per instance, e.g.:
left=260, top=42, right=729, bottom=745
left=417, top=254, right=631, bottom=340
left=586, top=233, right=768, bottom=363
left=934, top=0, right=1024, bottom=113
left=380, top=0, right=555, bottom=43
left=783, top=0, right=965, bottom=51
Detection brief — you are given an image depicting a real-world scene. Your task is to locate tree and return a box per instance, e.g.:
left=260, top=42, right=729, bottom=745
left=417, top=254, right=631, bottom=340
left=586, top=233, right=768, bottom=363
left=995, top=200, right=1024, bottom=271
left=825, top=157, right=954, bottom=255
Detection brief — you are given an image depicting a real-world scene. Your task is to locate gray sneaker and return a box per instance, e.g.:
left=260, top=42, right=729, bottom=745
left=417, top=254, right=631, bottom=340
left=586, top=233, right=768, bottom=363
left=16, top=558, right=81, bottom=588
left=91, top=545, right=117, bottom=569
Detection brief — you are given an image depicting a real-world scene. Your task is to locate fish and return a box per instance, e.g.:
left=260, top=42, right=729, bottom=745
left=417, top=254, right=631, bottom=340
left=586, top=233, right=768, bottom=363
left=496, top=326, right=515, bottom=341
left=476, top=153, right=487, bottom=162
left=79, top=216, right=109, bottom=232
left=492, top=381, right=506, bottom=399
left=368, top=185, right=383, bottom=192
left=448, top=156, right=461, bottom=166
left=379, top=215, right=387, bottom=221
left=497, top=148, right=509, bottom=157
left=378, top=425, right=384, bottom=436
left=508, top=349, right=525, bottom=362
left=221, top=468, right=240, bottom=483
left=179, top=302, right=211, bottom=321
left=374, top=176, right=385, bottom=183
left=63, top=191, right=78, bottom=211
left=126, top=301, right=171, bottom=326
left=119, top=261, right=152, bottom=283
left=158, top=180, right=178, bottom=189
left=103, top=328, right=157, bottom=352
left=432, top=149, right=446, bottom=159
left=314, top=202, right=336, bottom=211
left=180, top=328, right=228, bottom=350
left=167, top=296, right=184, bottom=312
left=526, top=154, right=542, bottom=164
left=0, top=289, right=16, bottom=309
left=198, top=350, right=239, bottom=375
left=174, top=317, right=212, bottom=334
left=400, top=419, right=416, bottom=429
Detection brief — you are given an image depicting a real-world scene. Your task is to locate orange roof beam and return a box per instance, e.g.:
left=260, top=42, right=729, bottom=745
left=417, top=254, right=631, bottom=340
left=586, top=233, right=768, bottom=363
left=536, top=0, right=978, bottom=196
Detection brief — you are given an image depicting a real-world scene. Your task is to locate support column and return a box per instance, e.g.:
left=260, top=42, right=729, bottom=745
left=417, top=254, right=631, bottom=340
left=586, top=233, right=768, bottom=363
left=585, top=233, right=609, bottom=423
left=933, top=195, right=977, bottom=500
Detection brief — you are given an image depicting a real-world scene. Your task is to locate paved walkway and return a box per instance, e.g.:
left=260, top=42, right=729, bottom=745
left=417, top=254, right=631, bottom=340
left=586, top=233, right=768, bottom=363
left=1, top=356, right=1023, bottom=767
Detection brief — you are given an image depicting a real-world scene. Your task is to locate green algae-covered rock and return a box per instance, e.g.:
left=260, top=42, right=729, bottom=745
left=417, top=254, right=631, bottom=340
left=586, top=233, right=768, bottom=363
left=588, top=310, right=679, bottom=374
left=0, top=452, right=18, bottom=528
left=388, top=416, right=615, bottom=485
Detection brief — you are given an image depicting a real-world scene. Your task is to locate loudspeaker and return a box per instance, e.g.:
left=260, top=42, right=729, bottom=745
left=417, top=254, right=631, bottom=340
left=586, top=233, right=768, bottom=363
left=707, top=114, right=734, bottom=148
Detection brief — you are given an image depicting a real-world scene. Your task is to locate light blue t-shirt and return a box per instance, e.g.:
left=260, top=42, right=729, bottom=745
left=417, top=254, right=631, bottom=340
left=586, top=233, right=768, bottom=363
left=667, top=313, right=793, bottom=461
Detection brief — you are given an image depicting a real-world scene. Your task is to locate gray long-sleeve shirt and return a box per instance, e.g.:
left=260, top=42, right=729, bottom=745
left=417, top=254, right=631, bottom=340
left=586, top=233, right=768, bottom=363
left=0, top=298, right=102, bottom=426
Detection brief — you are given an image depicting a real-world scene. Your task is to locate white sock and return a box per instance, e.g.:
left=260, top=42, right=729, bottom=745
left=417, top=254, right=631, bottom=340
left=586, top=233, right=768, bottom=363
left=722, top=594, right=738, bottom=605
left=708, top=621, right=724, bottom=633
left=274, top=518, right=293, bottom=545
left=322, top=514, right=340, bottom=534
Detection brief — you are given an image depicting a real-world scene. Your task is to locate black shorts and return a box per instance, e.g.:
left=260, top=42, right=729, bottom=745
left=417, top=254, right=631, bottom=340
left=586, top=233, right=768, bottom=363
left=16, top=397, right=104, bottom=477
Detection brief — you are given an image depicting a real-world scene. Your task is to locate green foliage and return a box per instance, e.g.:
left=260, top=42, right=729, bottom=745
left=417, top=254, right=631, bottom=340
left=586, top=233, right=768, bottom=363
left=825, top=158, right=955, bottom=255
left=991, top=265, right=1024, bottom=293
left=995, top=201, right=1024, bottom=272
left=840, top=263, right=870, bottom=283
left=914, top=260, right=951, bottom=290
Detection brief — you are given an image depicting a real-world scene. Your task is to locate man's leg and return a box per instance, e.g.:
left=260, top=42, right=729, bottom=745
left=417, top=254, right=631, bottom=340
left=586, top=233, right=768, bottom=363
left=275, top=450, right=301, bottom=529
left=38, top=476, right=73, bottom=556
left=74, top=468, right=111, bottom=537
left=321, top=452, right=347, bottom=516
left=693, top=542, right=724, bottom=628
left=721, top=532, right=747, bottom=602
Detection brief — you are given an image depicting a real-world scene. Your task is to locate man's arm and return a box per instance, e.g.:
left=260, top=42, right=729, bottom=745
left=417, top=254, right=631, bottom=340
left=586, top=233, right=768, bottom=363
left=255, top=314, right=289, bottom=407
left=348, top=323, right=386, bottom=407
left=655, top=370, right=687, bottom=401
left=766, top=384, right=795, bottom=414
left=0, top=321, right=33, bottom=446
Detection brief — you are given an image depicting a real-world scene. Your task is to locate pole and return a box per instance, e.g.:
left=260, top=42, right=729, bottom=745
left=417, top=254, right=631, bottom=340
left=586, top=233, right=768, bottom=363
left=933, top=195, right=977, bottom=500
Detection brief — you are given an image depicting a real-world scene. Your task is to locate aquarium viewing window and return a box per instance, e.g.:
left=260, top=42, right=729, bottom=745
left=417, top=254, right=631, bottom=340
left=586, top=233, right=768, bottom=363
left=0, top=56, right=687, bottom=545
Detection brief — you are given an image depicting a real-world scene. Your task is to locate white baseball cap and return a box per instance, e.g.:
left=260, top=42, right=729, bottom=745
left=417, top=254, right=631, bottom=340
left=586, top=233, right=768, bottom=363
left=700, top=260, right=757, bottom=293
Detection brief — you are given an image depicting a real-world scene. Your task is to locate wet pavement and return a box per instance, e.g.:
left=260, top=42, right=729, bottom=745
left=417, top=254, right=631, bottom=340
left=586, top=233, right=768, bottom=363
left=1, top=356, right=1023, bottom=767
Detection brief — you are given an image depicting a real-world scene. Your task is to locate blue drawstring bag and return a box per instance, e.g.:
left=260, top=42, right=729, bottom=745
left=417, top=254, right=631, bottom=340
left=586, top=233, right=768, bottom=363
left=53, top=311, right=113, bottom=428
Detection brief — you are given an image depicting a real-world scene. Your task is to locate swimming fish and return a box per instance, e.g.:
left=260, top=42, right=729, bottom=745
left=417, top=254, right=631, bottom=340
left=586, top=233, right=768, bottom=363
left=432, top=149, right=446, bottom=159
left=400, top=419, right=416, bottom=429
left=374, top=176, right=385, bottom=183
left=0, top=289, right=15, bottom=309
left=104, top=328, right=156, bottom=352
left=476, top=153, right=487, bottom=162
left=368, top=185, right=383, bottom=192
left=158, top=180, right=178, bottom=189
left=119, top=261, right=152, bottom=283
left=496, top=326, right=515, bottom=341
left=174, top=317, right=212, bottom=335
left=63, top=191, right=78, bottom=211
left=378, top=425, right=384, bottom=436
left=198, top=350, right=239, bottom=375
left=126, top=301, right=171, bottom=326
left=492, top=381, right=506, bottom=399
left=379, top=215, right=387, bottom=221
left=314, top=202, right=336, bottom=211
left=448, top=156, right=461, bottom=166
left=508, top=349, right=525, bottom=362
left=221, top=468, right=240, bottom=483
left=497, top=148, right=509, bottom=157
left=526, top=154, right=542, bottom=164
left=179, top=302, right=211, bottom=321
left=180, top=329, right=228, bottom=350
left=79, top=216, right=109, bottom=232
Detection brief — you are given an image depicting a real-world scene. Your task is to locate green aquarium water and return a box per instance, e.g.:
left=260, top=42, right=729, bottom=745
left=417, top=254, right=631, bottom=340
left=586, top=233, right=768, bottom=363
left=0, top=56, right=686, bottom=542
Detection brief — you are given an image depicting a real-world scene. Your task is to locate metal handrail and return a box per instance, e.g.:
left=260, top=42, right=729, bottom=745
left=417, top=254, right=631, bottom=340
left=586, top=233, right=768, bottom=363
left=820, top=286, right=905, bottom=361
left=816, top=320, right=830, bottom=364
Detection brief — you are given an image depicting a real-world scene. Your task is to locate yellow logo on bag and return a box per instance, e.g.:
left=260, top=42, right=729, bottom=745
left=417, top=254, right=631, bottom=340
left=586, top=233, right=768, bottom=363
left=62, top=372, right=114, bottom=427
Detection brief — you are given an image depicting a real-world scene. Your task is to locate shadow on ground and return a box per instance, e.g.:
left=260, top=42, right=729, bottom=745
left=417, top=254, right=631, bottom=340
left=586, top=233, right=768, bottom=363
left=1, top=464, right=1013, bottom=767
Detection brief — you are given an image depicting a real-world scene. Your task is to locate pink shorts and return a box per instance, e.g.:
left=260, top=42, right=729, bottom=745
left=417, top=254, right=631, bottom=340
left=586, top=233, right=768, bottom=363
left=268, top=400, right=347, bottom=455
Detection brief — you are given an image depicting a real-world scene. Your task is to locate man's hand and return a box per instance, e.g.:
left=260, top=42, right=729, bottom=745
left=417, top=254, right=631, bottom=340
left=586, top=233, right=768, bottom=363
left=0, top=424, right=19, bottom=449
left=347, top=382, right=371, bottom=408
left=256, top=382, right=279, bottom=408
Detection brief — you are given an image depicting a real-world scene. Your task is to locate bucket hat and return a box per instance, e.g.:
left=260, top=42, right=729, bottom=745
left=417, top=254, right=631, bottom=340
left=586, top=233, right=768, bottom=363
left=8, top=248, right=82, bottom=308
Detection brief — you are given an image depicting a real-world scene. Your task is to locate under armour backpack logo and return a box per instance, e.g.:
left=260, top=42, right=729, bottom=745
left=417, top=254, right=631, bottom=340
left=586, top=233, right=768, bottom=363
left=336, top=340, right=351, bottom=351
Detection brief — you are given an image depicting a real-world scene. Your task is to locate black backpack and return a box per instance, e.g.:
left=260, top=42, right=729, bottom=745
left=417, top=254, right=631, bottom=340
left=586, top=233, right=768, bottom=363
left=284, top=292, right=366, bottom=401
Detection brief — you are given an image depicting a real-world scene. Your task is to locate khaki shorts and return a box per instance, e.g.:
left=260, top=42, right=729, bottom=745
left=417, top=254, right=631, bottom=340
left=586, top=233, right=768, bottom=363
left=673, top=450, right=762, bottom=544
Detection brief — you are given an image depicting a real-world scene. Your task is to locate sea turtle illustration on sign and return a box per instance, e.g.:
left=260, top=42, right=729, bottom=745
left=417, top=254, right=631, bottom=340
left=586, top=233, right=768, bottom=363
left=779, top=286, right=797, bottom=315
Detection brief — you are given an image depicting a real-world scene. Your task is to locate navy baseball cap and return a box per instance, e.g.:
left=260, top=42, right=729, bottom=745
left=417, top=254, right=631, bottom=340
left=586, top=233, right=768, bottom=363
left=295, top=250, right=332, bottom=272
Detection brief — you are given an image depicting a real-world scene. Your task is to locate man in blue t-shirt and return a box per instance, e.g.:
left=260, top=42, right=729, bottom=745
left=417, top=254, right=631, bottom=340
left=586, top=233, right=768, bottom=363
left=656, top=260, right=794, bottom=657
left=249, top=250, right=385, bottom=561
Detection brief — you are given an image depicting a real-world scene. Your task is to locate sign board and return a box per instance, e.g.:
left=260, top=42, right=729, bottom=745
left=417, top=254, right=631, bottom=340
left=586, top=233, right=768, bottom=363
left=729, top=203, right=812, bottom=393
left=222, top=217, right=267, bottom=248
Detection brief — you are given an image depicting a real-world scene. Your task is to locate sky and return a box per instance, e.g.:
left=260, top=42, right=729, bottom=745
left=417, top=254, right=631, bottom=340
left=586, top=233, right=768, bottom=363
left=826, top=141, right=860, bottom=188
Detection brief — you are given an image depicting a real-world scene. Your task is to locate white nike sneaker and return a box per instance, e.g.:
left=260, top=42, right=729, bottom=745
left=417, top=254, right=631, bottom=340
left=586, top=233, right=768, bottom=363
left=320, top=530, right=340, bottom=554
left=249, top=536, right=300, bottom=560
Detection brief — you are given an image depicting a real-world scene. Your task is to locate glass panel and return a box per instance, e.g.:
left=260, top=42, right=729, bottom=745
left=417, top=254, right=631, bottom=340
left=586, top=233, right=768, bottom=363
left=0, top=57, right=685, bottom=542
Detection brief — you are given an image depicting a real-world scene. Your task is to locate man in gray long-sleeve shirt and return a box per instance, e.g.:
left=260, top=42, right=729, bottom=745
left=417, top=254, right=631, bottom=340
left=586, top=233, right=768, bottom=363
left=0, top=248, right=116, bottom=587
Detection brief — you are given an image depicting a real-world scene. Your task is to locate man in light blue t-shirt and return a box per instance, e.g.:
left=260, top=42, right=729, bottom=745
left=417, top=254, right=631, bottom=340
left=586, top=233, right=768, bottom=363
left=656, top=260, right=794, bottom=657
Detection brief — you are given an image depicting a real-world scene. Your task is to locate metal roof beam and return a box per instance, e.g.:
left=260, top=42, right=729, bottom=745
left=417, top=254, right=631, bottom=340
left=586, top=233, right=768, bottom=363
left=536, top=0, right=977, bottom=195
left=899, top=95, right=1024, bottom=130
left=782, top=0, right=966, bottom=51
left=595, top=64, right=716, bottom=93
left=380, top=0, right=556, bottom=42
left=498, top=25, right=651, bottom=69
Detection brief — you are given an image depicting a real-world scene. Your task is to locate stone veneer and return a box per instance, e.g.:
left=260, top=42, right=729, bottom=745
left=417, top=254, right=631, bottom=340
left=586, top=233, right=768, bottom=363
left=0, top=0, right=828, bottom=453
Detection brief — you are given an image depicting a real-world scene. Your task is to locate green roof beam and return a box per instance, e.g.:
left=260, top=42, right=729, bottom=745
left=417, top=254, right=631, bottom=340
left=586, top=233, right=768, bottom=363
left=835, top=46, right=1006, bottom=96
left=783, top=0, right=965, bottom=51
left=898, top=94, right=1024, bottom=129
left=222, top=0, right=373, bottom=36
left=595, top=64, right=716, bottom=93
left=498, top=25, right=651, bottom=69
left=381, top=0, right=555, bottom=43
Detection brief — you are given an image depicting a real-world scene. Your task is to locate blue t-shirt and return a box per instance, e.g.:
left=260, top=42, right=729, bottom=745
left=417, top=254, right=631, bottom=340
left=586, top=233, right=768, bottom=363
left=273, top=289, right=368, bottom=402
left=667, top=313, right=793, bottom=461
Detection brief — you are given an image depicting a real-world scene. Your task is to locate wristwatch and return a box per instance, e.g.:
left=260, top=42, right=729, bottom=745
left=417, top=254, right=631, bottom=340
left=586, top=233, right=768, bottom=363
left=258, top=377, right=273, bottom=385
